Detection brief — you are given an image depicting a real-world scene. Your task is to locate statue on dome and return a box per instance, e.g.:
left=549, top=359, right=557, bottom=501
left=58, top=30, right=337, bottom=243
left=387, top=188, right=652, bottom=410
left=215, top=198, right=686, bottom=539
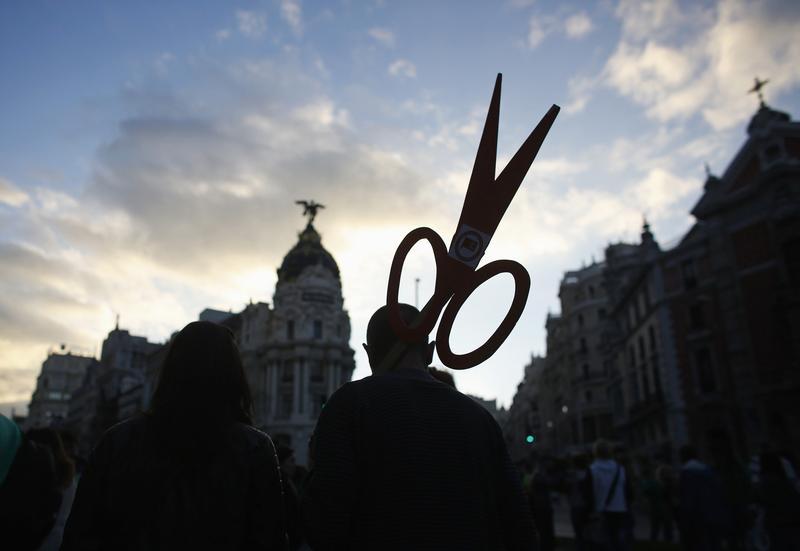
left=748, top=76, right=769, bottom=106
left=295, top=200, right=325, bottom=225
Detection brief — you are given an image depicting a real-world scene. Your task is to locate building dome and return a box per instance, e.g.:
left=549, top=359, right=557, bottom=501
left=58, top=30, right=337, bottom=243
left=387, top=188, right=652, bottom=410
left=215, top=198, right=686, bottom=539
left=277, top=223, right=340, bottom=282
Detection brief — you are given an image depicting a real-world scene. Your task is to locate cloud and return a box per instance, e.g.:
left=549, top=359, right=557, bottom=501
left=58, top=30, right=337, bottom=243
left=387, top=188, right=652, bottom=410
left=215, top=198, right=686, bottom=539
left=527, top=16, right=556, bottom=48
left=368, top=27, right=395, bottom=47
left=564, top=74, right=598, bottom=114
left=0, top=54, right=469, bottom=405
left=280, top=0, right=303, bottom=35
left=596, top=0, right=800, bottom=129
left=388, top=59, right=417, bottom=79
left=236, top=10, right=267, bottom=38
left=0, top=177, right=29, bottom=207
left=154, top=52, right=175, bottom=76
left=564, top=12, right=593, bottom=38
left=215, top=28, right=231, bottom=41
left=527, top=11, right=592, bottom=49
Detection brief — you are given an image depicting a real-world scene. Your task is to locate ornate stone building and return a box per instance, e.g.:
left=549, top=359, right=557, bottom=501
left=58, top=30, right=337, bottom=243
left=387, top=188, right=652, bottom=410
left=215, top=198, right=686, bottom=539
left=237, top=220, right=355, bottom=464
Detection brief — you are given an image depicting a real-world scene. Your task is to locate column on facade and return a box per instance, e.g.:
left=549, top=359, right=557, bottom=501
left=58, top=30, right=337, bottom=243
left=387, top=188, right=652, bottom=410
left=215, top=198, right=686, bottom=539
left=269, top=361, right=278, bottom=419
left=293, top=358, right=302, bottom=417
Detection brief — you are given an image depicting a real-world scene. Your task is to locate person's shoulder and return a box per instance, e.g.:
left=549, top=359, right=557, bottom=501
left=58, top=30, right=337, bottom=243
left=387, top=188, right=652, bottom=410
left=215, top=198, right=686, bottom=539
left=228, top=423, right=277, bottom=454
left=99, top=414, right=149, bottom=446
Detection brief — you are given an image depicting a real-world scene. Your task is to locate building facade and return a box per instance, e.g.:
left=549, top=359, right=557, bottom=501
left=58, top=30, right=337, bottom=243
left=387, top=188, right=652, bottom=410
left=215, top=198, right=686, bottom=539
left=509, top=100, right=800, bottom=463
left=25, top=348, right=96, bottom=430
left=503, top=355, right=545, bottom=464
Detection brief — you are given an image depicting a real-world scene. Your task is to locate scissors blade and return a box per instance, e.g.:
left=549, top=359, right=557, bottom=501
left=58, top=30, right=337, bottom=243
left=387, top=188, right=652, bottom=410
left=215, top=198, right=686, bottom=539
left=494, top=103, right=560, bottom=195
left=461, top=73, right=501, bottom=228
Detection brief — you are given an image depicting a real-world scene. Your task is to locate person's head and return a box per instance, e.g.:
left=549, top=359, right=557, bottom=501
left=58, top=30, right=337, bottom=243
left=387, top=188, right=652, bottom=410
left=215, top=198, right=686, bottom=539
left=363, top=304, right=435, bottom=374
left=151, top=321, right=253, bottom=430
left=26, top=428, right=75, bottom=489
left=593, top=439, right=612, bottom=460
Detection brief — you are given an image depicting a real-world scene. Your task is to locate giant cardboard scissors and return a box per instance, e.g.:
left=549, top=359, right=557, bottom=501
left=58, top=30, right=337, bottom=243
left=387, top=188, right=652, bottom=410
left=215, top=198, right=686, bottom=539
left=385, top=74, right=559, bottom=370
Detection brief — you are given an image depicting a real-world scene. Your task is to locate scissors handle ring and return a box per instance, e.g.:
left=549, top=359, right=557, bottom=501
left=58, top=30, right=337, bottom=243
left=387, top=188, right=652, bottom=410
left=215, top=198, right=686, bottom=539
left=386, top=226, right=449, bottom=342
left=436, top=259, right=530, bottom=370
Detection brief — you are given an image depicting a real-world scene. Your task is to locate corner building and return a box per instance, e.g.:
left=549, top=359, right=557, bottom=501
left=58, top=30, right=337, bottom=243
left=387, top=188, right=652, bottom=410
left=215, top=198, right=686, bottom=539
left=235, top=222, right=355, bottom=465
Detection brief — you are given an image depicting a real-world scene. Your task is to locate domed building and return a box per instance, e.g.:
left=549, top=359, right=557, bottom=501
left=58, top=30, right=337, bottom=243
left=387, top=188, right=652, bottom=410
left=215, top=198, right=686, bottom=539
left=212, top=209, right=355, bottom=465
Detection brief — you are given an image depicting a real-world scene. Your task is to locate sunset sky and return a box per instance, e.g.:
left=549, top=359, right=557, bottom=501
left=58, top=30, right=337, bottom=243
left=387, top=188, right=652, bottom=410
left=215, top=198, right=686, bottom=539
left=2, top=0, right=799, bottom=414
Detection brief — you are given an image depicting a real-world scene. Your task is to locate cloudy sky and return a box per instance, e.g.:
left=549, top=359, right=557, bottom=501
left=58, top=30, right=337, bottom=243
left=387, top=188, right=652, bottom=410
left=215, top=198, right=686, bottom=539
left=1, top=0, right=799, bottom=415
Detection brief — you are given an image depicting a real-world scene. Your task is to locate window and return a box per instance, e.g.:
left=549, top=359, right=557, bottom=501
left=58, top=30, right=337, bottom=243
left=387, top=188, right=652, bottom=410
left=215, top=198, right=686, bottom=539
left=313, top=320, right=323, bottom=339
left=695, top=348, right=716, bottom=394
left=588, top=286, right=595, bottom=298
left=281, top=363, right=294, bottom=382
left=583, top=416, right=597, bottom=443
left=681, top=259, right=697, bottom=289
left=287, top=320, right=295, bottom=340
left=598, top=308, right=606, bottom=319
left=582, top=364, right=589, bottom=380
left=639, top=336, right=650, bottom=395
left=763, top=144, right=782, bottom=165
left=580, top=338, right=588, bottom=353
left=585, top=390, right=593, bottom=403
left=578, top=314, right=584, bottom=328
left=310, top=362, right=324, bottom=382
left=648, top=325, right=657, bottom=353
left=279, top=393, right=293, bottom=419
left=689, top=303, right=706, bottom=330
left=638, top=336, right=647, bottom=363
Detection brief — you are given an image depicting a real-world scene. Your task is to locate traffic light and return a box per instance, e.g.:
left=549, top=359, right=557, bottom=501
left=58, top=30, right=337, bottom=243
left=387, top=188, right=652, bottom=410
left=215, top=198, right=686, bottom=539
left=525, top=434, right=535, bottom=444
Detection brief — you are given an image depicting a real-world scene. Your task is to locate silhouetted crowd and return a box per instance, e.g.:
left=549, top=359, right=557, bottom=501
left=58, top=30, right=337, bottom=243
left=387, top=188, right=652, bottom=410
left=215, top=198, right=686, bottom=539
left=518, top=437, right=800, bottom=551
left=1, top=306, right=798, bottom=550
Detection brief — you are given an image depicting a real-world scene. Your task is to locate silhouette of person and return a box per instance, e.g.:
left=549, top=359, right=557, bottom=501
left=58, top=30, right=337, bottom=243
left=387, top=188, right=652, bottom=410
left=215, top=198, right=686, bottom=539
left=302, top=304, right=537, bottom=550
left=61, top=321, right=288, bottom=550
left=581, top=439, right=632, bottom=551
left=0, top=415, right=62, bottom=550
left=677, top=444, right=725, bottom=551
left=25, top=428, right=76, bottom=551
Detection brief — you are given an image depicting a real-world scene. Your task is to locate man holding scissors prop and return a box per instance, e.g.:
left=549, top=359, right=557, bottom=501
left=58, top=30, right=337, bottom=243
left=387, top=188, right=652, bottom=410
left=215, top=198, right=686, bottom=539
left=303, top=74, right=559, bottom=550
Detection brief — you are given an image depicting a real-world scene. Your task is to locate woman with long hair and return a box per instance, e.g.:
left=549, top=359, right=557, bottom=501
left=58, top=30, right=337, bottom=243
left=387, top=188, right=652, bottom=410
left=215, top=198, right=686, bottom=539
left=62, top=321, right=287, bottom=550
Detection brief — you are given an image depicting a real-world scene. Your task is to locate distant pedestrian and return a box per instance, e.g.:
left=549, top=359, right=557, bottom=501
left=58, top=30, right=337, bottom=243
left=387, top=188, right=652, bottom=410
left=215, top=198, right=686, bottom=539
left=640, top=459, right=671, bottom=542
left=528, top=458, right=556, bottom=551
left=756, top=451, right=800, bottom=551
left=708, top=429, right=751, bottom=551
left=566, top=454, right=590, bottom=551
left=678, top=445, right=725, bottom=551
left=61, top=321, right=288, bottom=550
left=581, top=439, right=632, bottom=551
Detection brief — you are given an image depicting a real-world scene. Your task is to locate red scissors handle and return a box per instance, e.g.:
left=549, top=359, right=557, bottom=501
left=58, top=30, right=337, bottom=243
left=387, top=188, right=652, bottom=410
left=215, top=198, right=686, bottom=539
left=436, top=259, right=530, bottom=370
left=386, top=226, right=452, bottom=342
